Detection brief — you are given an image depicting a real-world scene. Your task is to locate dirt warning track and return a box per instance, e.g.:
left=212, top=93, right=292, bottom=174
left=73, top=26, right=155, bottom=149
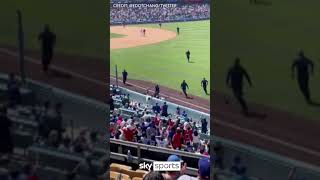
left=110, top=26, right=176, bottom=50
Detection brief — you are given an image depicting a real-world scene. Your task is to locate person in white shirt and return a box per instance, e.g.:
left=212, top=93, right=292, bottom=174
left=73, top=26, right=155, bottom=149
left=156, top=136, right=168, bottom=148
left=192, top=130, right=201, bottom=151
left=145, top=95, right=151, bottom=105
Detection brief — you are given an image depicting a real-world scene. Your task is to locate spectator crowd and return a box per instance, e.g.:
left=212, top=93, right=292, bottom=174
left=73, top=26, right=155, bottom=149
left=111, top=0, right=179, bottom=3
left=109, top=85, right=210, bottom=156
left=110, top=3, right=210, bottom=24
left=0, top=73, right=106, bottom=180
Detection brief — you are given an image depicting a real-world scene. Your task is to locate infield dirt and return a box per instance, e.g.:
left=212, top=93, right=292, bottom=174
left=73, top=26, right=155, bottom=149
left=110, top=26, right=176, bottom=50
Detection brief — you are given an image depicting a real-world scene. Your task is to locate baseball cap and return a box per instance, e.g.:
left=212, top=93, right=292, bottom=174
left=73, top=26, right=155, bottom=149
left=198, top=157, right=210, bottom=178
left=167, top=155, right=182, bottom=162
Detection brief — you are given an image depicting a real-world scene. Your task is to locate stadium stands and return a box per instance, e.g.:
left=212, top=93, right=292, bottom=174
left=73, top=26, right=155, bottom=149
left=110, top=84, right=320, bottom=180
left=110, top=0, right=210, bottom=4
left=110, top=85, right=210, bottom=157
left=110, top=2, right=210, bottom=24
left=2, top=71, right=320, bottom=180
left=217, top=136, right=320, bottom=180
left=0, top=73, right=107, bottom=180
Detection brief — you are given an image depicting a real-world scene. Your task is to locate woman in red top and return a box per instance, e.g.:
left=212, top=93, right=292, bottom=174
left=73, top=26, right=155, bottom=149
left=167, top=119, right=174, bottom=128
left=172, top=128, right=183, bottom=150
left=183, top=122, right=193, bottom=144
left=153, top=115, right=160, bottom=126
left=109, top=123, right=116, bottom=138
left=183, top=127, right=193, bottom=144
left=122, top=125, right=136, bottom=142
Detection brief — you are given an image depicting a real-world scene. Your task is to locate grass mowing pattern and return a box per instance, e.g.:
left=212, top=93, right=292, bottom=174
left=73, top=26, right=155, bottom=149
left=110, top=20, right=210, bottom=99
left=110, top=33, right=125, bottom=38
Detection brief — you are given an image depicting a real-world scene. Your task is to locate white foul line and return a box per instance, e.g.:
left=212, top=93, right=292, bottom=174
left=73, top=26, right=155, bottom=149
left=1, top=48, right=320, bottom=159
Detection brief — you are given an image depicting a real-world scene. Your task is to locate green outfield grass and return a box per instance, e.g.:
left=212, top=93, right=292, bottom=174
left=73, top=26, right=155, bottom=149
left=214, top=0, right=320, bottom=119
left=0, top=0, right=105, bottom=58
left=110, top=20, right=210, bottom=99
left=110, top=33, right=125, bottom=38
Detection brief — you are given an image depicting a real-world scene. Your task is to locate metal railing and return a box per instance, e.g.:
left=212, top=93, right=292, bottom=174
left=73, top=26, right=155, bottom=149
left=111, top=138, right=205, bottom=159
left=113, top=86, right=210, bottom=137
left=213, top=136, right=320, bottom=180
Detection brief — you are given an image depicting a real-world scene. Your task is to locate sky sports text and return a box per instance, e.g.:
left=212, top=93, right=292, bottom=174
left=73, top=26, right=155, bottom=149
left=139, top=162, right=181, bottom=171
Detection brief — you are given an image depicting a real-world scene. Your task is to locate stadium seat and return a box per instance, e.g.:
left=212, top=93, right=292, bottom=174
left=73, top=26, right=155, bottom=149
left=110, top=171, right=120, bottom=180
left=110, top=163, right=132, bottom=170
left=120, top=173, right=130, bottom=180
left=135, top=169, right=148, bottom=174
left=110, top=166, right=121, bottom=173
left=134, top=171, right=148, bottom=178
left=132, top=177, right=143, bottom=180
left=121, top=168, right=146, bottom=179
left=120, top=168, right=136, bottom=179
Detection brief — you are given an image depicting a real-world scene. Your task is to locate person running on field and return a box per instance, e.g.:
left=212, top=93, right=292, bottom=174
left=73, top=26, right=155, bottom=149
left=291, top=50, right=315, bottom=104
left=186, top=50, right=191, bottom=63
left=201, top=78, right=209, bottom=95
left=181, top=80, right=189, bottom=98
left=226, top=57, right=252, bottom=116
left=38, top=24, right=56, bottom=74
left=154, top=84, right=160, bottom=98
left=122, top=69, right=128, bottom=85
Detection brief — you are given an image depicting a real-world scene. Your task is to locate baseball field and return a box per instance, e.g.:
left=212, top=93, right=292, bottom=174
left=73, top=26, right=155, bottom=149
left=0, top=0, right=106, bottom=58
left=214, top=0, right=320, bottom=120
left=110, top=33, right=125, bottom=38
left=110, top=20, right=210, bottom=99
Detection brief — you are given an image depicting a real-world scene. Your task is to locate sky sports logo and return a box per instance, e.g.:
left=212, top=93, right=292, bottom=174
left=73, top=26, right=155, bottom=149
left=139, top=161, right=181, bottom=171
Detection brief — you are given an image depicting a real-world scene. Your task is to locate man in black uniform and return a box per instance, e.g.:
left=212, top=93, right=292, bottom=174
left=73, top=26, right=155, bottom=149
left=291, top=51, right=314, bottom=104
left=186, top=50, right=190, bottom=63
left=122, top=69, right=128, bottom=85
left=154, top=84, right=160, bottom=98
left=201, top=118, right=208, bottom=134
left=226, top=58, right=252, bottom=115
left=201, top=78, right=209, bottom=95
left=181, top=80, right=189, bottom=98
left=38, top=25, right=56, bottom=73
left=159, top=23, right=162, bottom=28
left=153, top=103, right=161, bottom=114
left=177, top=27, right=180, bottom=35
left=161, top=102, right=168, bottom=117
